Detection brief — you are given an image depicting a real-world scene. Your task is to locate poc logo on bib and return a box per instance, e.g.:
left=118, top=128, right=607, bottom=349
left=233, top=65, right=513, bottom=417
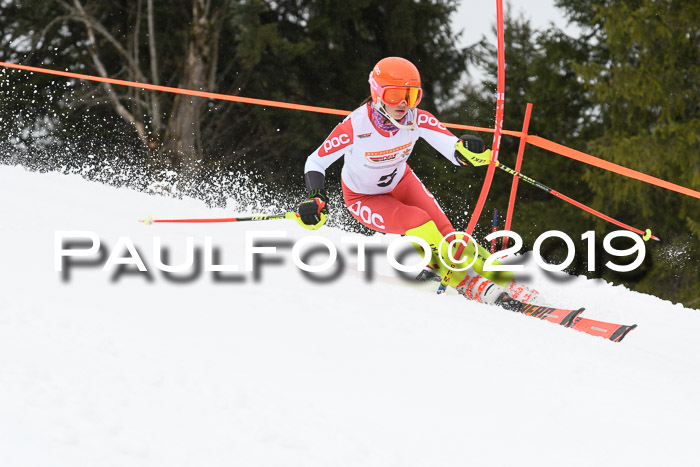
left=318, top=118, right=354, bottom=157
left=320, top=133, right=351, bottom=156
left=417, top=113, right=448, bottom=132
left=348, top=201, right=385, bottom=230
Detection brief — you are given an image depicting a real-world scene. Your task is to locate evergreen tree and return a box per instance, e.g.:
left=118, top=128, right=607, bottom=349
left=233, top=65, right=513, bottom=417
left=556, top=0, right=700, bottom=306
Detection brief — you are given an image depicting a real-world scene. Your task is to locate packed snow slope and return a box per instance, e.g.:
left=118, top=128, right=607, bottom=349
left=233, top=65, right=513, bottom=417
left=1, top=164, right=699, bottom=467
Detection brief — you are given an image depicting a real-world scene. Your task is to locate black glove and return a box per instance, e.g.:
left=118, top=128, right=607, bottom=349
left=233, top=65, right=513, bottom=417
left=460, top=134, right=485, bottom=153
left=297, top=188, right=329, bottom=225
left=454, top=134, right=491, bottom=167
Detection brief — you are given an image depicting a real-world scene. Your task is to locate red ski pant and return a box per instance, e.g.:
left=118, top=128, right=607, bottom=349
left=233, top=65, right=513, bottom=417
left=342, top=166, right=454, bottom=236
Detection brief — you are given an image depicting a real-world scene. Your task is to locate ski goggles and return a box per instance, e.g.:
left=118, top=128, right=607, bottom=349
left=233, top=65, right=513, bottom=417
left=369, top=75, right=423, bottom=107
left=380, top=86, right=423, bottom=107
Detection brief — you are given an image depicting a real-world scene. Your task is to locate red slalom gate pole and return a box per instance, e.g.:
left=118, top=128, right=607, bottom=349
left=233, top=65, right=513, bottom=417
left=502, top=102, right=533, bottom=249
left=465, top=0, right=505, bottom=237
left=437, top=0, right=505, bottom=294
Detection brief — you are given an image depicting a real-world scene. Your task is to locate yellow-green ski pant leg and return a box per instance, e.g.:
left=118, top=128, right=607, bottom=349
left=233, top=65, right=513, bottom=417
left=405, top=221, right=513, bottom=287
left=405, top=221, right=449, bottom=275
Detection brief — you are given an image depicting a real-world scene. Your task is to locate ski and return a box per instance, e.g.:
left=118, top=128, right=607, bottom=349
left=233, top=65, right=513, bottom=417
left=494, top=293, right=637, bottom=342
left=495, top=293, right=584, bottom=326
left=569, top=316, right=637, bottom=342
left=414, top=270, right=638, bottom=342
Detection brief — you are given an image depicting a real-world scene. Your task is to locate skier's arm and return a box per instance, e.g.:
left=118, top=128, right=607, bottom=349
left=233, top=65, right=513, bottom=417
left=416, top=110, right=491, bottom=167
left=304, top=170, right=326, bottom=192
left=297, top=170, right=329, bottom=226
left=297, top=118, right=354, bottom=227
left=298, top=158, right=336, bottom=228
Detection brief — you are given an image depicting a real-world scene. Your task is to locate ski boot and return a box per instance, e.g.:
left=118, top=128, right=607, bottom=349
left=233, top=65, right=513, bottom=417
left=406, top=220, right=547, bottom=305
left=456, top=272, right=548, bottom=306
left=455, top=272, right=507, bottom=304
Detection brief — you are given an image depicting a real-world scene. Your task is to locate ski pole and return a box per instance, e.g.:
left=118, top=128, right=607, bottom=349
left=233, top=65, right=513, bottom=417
left=490, top=209, right=499, bottom=253
left=140, top=212, right=292, bottom=224
left=139, top=212, right=328, bottom=230
left=494, top=162, right=659, bottom=241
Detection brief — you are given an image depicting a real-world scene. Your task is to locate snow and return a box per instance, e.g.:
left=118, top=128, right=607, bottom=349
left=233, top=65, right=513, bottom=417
left=1, top=164, right=699, bottom=467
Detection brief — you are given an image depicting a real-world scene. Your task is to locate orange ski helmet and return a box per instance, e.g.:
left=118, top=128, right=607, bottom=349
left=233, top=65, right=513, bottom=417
left=369, top=57, right=423, bottom=108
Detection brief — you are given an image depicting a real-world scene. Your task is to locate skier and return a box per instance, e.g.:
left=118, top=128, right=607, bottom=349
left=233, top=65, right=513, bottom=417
left=296, top=56, right=542, bottom=305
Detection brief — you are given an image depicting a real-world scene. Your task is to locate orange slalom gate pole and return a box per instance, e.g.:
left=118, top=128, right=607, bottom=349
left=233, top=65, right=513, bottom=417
left=526, top=135, right=700, bottom=200
left=502, top=103, right=533, bottom=249
left=495, top=162, right=660, bottom=241
left=0, top=61, right=350, bottom=117
left=2, top=61, right=698, bottom=201
left=0, top=60, right=503, bottom=133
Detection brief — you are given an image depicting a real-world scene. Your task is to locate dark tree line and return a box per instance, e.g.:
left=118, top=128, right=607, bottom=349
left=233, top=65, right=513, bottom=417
left=1, top=0, right=698, bottom=306
left=0, top=0, right=467, bottom=182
